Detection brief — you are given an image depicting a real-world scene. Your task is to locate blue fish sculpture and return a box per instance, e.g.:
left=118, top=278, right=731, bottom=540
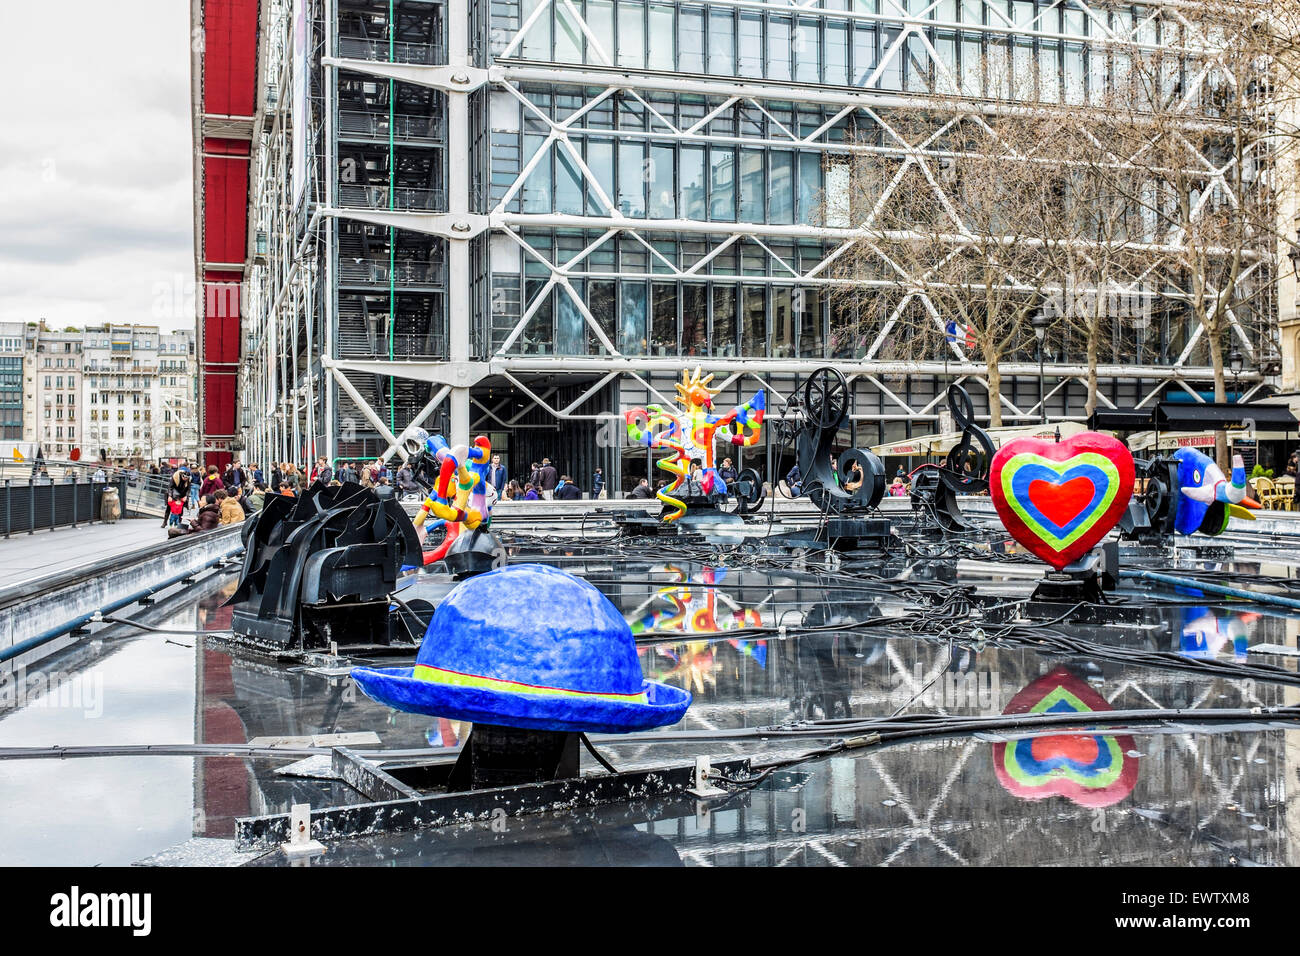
left=1172, top=449, right=1260, bottom=536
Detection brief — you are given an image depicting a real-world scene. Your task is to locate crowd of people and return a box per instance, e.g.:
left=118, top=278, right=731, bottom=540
left=483, top=456, right=611, bottom=503
left=145, top=446, right=940, bottom=539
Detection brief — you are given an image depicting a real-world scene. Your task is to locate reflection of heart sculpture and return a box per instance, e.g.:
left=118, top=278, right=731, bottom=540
left=990, top=433, right=1134, bottom=570
left=992, top=667, right=1139, bottom=809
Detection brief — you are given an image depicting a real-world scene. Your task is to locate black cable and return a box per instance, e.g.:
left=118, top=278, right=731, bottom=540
left=100, top=615, right=233, bottom=636
left=578, top=732, right=619, bottom=774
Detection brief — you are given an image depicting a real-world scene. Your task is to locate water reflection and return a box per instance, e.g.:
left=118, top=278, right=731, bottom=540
left=626, top=565, right=764, bottom=635
left=1179, top=607, right=1253, bottom=662
left=4, top=552, right=1300, bottom=866
left=991, top=667, right=1140, bottom=809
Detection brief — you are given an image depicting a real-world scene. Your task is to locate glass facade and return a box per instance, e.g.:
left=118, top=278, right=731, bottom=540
left=238, top=0, right=1250, bottom=472
left=482, top=0, right=1215, bottom=407
left=500, top=0, right=1189, bottom=103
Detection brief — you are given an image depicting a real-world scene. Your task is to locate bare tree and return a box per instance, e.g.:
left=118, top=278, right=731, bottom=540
left=1103, top=1, right=1300, bottom=464
left=1037, top=113, right=1166, bottom=418
left=832, top=101, right=1067, bottom=427
left=831, top=8, right=1300, bottom=446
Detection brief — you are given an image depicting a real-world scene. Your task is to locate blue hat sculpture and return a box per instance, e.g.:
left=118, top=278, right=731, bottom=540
left=351, top=563, right=692, bottom=733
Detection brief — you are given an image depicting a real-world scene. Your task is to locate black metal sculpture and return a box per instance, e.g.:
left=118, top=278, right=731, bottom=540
left=793, top=366, right=888, bottom=515
left=226, top=481, right=422, bottom=651
left=907, top=383, right=994, bottom=532
left=1117, top=456, right=1181, bottom=540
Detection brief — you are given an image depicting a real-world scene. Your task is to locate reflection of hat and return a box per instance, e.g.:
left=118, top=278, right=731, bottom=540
left=352, top=564, right=691, bottom=733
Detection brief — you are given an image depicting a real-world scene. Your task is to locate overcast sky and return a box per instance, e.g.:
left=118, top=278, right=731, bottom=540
left=0, top=1, right=196, bottom=332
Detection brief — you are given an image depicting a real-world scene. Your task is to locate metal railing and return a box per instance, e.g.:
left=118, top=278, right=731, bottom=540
left=338, top=35, right=444, bottom=65
left=338, top=110, right=446, bottom=144
left=337, top=256, right=445, bottom=286
left=0, top=475, right=127, bottom=536
left=0, top=459, right=176, bottom=520
left=338, top=184, right=445, bottom=212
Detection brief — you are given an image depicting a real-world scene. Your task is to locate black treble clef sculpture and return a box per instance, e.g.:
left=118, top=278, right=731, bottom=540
left=909, top=384, right=994, bottom=531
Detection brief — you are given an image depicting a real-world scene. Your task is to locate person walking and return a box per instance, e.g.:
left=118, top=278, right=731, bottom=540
left=396, top=461, right=419, bottom=497
left=592, top=467, right=605, bottom=499
left=686, top=459, right=705, bottom=497
left=314, top=456, right=333, bottom=485
left=162, top=467, right=192, bottom=527
left=166, top=496, right=184, bottom=528
left=538, top=458, right=558, bottom=499
left=183, top=463, right=199, bottom=509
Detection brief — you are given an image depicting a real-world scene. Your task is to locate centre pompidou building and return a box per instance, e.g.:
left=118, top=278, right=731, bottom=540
left=208, top=0, right=1279, bottom=488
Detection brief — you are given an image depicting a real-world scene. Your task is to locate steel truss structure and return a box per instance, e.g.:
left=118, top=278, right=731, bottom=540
left=223, top=0, right=1279, bottom=488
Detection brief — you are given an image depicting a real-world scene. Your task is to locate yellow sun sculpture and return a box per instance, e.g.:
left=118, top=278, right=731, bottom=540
left=624, top=367, right=765, bottom=521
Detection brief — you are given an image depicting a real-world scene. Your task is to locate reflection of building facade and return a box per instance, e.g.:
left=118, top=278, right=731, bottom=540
left=214, top=0, right=1275, bottom=492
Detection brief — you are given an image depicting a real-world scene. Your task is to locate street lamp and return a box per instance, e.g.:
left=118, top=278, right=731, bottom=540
left=1228, top=348, right=1244, bottom=403
left=1031, top=312, right=1048, bottom=425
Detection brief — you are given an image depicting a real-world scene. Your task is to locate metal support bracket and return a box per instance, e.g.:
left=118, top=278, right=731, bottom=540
left=280, top=802, right=326, bottom=861
left=686, top=755, right=728, bottom=799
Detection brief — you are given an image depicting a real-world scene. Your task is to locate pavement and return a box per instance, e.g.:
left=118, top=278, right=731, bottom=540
left=0, top=517, right=173, bottom=591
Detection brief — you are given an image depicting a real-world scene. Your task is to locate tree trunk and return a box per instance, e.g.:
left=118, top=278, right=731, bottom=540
left=1207, top=328, right=1229, bottom=470
left=986, top=351, right=1003, bottom=428
left=1085, top=318, right=1100, bottom=418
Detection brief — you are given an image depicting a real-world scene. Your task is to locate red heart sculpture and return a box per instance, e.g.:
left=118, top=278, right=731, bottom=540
left=990, top=432, right=1134, bottom=571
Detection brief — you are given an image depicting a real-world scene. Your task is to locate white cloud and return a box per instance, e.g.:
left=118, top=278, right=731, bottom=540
left=0, top=1, right=196, bottom=331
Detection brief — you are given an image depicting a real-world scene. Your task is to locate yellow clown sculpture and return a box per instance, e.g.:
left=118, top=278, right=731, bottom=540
left=625, top=367, right=765, bottom=521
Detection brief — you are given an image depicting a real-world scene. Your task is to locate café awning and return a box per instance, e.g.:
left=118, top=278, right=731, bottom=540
left=871, top=420, right=1088, bottom=457
left=1154, top=402, right=1298, bottom=431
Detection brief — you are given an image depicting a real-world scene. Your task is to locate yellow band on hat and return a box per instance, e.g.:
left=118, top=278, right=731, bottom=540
left=413, top=664, right=649, bottom=704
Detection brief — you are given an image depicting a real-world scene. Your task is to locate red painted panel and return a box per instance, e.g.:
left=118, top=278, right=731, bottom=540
left=203, top=137, right=250, bottom=156
left=204, top=372, right=237, bottom=436
left=202, top=157, right=249, bottom=265
left=199, top=1, right=258, bottom=470
left=202, top=0, right=259, bottom=118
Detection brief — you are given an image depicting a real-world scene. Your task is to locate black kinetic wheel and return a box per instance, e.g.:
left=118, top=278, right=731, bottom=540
left=803, top=367, right=848, bottom=431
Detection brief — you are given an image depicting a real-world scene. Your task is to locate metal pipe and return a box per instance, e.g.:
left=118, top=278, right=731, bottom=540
left=1120, top=568, right=1300, bottom=612
left=0, top=555, right=234, bottom=666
